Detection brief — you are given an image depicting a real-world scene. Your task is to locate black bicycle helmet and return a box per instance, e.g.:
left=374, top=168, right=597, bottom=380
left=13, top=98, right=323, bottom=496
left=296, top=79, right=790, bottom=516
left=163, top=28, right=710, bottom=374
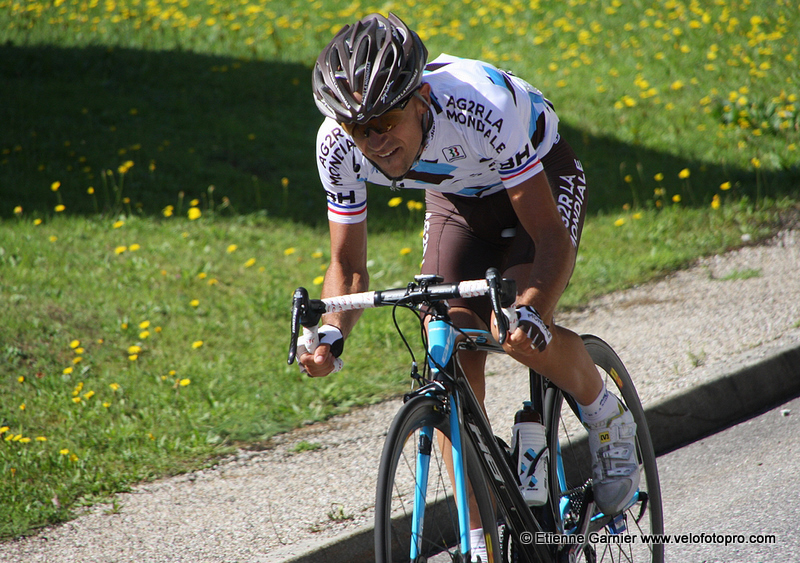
left=313, top=13, right=428, bottom=124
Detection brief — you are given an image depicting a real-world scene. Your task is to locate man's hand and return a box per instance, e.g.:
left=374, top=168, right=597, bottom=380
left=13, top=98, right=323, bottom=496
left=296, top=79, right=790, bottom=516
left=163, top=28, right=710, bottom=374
left=299, top=344, right=338, bottom=377
left=505, top=305, right=552, bottom=353
left=297, top=325, right=344, bottom=377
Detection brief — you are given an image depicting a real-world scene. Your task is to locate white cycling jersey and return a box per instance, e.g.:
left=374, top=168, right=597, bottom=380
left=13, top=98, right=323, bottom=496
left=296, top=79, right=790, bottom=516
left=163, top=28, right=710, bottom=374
left=316, top=53, right=561, bottom=224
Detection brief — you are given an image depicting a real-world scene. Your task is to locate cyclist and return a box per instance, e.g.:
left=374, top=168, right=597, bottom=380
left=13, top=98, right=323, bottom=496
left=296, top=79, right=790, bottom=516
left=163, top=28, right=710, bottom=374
left=300, top=12, right=639, bottom=557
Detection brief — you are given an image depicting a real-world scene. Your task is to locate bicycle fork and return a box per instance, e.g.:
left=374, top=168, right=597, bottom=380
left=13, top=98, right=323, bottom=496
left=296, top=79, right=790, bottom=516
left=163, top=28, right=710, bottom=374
left=409, top=319, right=473, bottom=562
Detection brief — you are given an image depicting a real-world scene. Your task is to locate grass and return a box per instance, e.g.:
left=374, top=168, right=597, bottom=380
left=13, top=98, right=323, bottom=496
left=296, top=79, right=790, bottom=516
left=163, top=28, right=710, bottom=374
left=1, top=0, right=799, bottom=541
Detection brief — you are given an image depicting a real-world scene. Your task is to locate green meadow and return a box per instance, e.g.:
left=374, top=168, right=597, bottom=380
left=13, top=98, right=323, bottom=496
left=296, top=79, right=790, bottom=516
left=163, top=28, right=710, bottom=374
left=1, top=0, right=798, bottom=538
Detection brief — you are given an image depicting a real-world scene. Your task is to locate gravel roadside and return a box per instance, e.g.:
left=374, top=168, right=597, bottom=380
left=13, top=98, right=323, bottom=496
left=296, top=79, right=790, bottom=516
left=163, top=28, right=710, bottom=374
left=2, top=229, right=799, bottom=563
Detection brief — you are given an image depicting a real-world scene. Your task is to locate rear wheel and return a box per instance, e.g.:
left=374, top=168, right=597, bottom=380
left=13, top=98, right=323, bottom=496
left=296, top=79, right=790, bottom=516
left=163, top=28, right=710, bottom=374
left=547, top=335, right=664, bottom=563
left=375, top=395, right=501, bottom=563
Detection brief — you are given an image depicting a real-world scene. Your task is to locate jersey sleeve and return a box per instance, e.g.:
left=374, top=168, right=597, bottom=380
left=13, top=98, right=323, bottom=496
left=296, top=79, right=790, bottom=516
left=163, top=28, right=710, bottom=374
left=315, top=119, right=368, bottom=224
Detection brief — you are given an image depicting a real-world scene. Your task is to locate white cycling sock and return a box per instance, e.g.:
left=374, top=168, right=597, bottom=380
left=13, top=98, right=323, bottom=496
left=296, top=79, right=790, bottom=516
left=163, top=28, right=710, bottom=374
left=470, top=527, right=488, bottom=562
left=579, top=382, right=619, bottom=424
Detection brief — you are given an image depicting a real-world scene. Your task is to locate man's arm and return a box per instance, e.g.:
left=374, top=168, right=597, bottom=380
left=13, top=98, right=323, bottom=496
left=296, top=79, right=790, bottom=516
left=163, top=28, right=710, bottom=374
left=299, top=219, right=369, bottom=376
left=504, top=170, right=576, bottom=328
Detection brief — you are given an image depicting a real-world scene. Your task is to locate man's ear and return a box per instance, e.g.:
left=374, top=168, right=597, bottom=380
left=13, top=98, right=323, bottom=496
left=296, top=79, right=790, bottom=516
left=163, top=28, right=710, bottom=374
left=415, top=83, right=432, bottom=114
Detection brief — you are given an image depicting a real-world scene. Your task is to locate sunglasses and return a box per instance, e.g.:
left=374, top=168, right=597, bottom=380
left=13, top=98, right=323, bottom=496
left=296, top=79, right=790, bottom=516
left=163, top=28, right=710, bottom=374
left=341, top=94, right=415, bottom=140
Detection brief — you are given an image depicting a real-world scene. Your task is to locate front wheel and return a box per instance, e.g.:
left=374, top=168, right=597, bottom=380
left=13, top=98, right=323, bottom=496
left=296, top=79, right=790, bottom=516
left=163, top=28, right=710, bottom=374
left=547, top=335, right=664, bottom=563
left=375, top=395, right=501, bottom=563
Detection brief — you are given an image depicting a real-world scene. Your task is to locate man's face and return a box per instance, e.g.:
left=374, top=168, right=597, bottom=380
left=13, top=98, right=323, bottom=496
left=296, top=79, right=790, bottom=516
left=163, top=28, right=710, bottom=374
left=349, top=84, right=431, bottom=179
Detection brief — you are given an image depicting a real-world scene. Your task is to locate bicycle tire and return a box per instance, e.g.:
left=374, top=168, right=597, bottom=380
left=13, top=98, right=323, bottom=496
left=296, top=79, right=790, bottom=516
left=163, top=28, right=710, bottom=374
left=546, top=334, right=665, bottom=563
left=375, top=394, right=501, bottom=563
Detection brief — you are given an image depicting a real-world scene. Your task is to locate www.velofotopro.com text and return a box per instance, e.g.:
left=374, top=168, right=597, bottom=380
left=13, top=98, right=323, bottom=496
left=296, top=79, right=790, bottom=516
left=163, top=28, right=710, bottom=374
left=526, top=532, right=777, bottom=546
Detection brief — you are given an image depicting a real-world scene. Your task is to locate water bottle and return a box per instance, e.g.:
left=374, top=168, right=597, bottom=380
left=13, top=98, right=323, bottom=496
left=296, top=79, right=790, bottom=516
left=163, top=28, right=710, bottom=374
left=511, top=401, right=548, bottom=506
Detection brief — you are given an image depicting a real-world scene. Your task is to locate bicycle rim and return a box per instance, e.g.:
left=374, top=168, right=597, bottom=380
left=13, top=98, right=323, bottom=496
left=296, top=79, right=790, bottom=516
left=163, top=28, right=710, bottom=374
left=547, top=335, right=665, bottom=563
left=375, top=395, right=500, bottom=563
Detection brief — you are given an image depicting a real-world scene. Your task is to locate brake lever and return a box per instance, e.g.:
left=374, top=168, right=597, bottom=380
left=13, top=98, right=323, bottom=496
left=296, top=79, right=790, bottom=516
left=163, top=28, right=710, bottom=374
left=287, top=287, right=325, bottom=365
left=486, top=268, right=517, bottom=345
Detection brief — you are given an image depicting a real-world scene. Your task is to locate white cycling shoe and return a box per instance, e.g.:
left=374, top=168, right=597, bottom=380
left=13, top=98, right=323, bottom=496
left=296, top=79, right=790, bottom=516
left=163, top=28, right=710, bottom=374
left=585, top=400, right=640, bottom=515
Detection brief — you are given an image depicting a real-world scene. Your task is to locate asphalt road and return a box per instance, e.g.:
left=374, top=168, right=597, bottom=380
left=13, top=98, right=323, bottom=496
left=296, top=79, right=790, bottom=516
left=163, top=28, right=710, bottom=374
left=421, top=395, right=800, bottom=563
left=659, top=395, right=800, bottom=563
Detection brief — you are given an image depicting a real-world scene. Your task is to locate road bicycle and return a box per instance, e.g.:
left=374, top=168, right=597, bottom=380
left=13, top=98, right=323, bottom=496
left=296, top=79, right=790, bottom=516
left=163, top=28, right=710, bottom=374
left=288, top=269, right=664, bottom=563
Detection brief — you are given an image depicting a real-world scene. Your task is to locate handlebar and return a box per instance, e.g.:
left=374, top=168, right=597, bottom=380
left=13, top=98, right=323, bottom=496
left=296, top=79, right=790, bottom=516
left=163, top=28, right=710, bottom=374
left=287, top=268, right=517, bottom=366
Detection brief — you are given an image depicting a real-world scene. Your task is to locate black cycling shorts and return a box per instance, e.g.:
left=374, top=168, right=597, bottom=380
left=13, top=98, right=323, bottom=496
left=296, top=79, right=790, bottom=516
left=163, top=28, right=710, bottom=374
left=420, top=137, right=587, bottom=325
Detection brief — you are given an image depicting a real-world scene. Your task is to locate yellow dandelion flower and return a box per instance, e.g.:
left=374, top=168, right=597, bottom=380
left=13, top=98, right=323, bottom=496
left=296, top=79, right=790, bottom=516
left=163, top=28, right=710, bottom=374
left=63, top=367, right=73, bottom=375
left=751, top=157, right=761, bottom=168
left=114, top=246, right=127, bottom=255
left=51, top=181, right=61, bottom=191
left=720, top=182, right=731, bottom=190
left=88, top=187, right=95, bottom=195
left=36, top=436, right=47, bottom=442
left=18, top=376, right=24, bottom=383
left=14, top=206, right=22, bottom=214
left=388, top=197, right=403, bottom=207
left=283, top=247, right=295, bottom=256
left=139, top=321, right=150, bottom=329
left=113, top=220, right=124, bottom=229
left=19, top=403, right=25, bottom=411
left=313, top=275, right=325, bottom=285
left=188, top=207, right=202, bottom=220
left=70, top=453, right=78, bottom=462
left=281, top=177, right=289, bottom=188
left=678, top=168, right=691, bottom=179
left=70, top=340, right=80, bottom=349
left=179, top=378, right=191, bottom=387
left=128, top=345, right=141, bottom=355
left=103, top=402, right=111, bottom=408
left=614, top=218, right=626, bottom=227
left=672, top=195, right=681, bottom=203
left=139, top=331, right=150, bottom=339
left=711, top=194, right=721, bottom=210
left=190, top=299, right=200, bottom=307
left=34, top=218, right=42, bottom=226
left=654, top=173, right=664, bottom=181
left=72, top=397, right=82, bottom=403
left=19, top=437, right=31, bottom=443
left=163, top=205, right=174, bottom=217
left=110, top=383, right=120, bottom=391
left=83, top=390, right=95, bottom=400
left=60, top=449, right=70, bottom=455
left=129, top=244, right=140, bottom=251
left=399, top=247, right=412, bottom=255
left=311, top=251, right=324, bottom=259
left=128, top=354, right=138, bottom=361
left=55, top=204, right=66, bottom=213
left=192, top=340, right=204, bottom=349
left=227, top=244, right=238, bottom=253
left=0, top=426, right=8, bottom=434
left=244, top=258, right=256, bottom=268
left=670, top=80, right=684, bottom=91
